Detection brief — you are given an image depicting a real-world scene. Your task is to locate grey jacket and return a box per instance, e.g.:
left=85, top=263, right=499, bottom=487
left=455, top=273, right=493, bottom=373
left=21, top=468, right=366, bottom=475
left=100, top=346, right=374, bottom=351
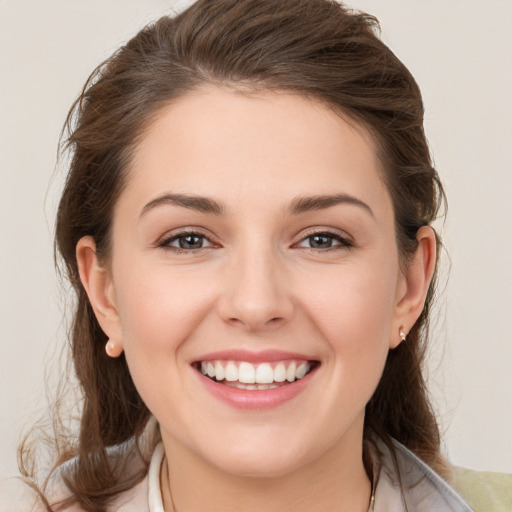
left=371, top=437, right=474, bottom=512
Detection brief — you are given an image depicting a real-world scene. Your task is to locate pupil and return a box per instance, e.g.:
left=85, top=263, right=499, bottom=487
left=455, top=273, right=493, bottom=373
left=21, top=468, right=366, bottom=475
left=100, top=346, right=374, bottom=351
left=310, top=235, right=332, bottom=248
left=179, top=235, right=203, bottom=249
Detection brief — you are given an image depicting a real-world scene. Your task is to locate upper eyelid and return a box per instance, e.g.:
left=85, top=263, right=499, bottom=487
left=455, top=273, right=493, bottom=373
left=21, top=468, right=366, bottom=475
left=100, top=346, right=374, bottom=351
left=158, top=227, right=217, bottom=246
left=294, top=227, right=353, bottom=243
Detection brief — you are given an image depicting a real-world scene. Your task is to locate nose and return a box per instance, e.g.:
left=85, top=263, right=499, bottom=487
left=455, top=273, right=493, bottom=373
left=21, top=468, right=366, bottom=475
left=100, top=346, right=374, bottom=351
left=217, top=246, right=294, bottom=333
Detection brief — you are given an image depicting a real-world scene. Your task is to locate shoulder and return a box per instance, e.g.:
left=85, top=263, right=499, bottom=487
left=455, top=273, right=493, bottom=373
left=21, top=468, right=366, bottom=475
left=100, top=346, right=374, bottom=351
left=108, top=476, right=150, bottom=512
left=372, top=437, right=475, bottom=512
left=42, top=453, right=152, bottom=512
left=376, top=439, right=512, bottom=512
left=0, top=440, right=156, bottom=512
left=0, top=473, right=149, bottom=512
left=16, top=467, right=151, bottom=512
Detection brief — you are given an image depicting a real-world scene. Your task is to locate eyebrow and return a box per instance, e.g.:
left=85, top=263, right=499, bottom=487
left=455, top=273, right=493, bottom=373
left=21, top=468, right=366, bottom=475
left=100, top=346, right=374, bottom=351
left=140, top=193, right=225, bottom=217
left=140, top=192, right=374, bottom=218
left=288, top=194, right=375, bottom=218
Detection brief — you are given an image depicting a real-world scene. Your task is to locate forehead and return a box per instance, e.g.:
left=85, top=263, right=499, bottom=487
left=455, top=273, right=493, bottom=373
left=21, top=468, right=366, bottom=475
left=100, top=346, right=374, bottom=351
left=123, top=86, right=390, bottom=216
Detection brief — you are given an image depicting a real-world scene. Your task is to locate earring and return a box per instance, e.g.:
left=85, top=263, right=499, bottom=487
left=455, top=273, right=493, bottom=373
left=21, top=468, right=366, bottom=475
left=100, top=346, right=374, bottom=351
left=105, top=339, right=123, bottom=358
left=399, top=327, right=407, bottom=343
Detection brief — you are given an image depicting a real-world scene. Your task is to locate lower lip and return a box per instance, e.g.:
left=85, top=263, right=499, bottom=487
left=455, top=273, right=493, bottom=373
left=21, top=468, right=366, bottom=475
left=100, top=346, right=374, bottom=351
left=194, top=366, right=318, bottom=410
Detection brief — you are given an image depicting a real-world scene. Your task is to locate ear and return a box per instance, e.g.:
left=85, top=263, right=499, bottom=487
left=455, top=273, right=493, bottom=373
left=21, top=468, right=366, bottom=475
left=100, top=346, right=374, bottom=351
left=76, top=236, right=124, bottom=357
left=390, top=226, right=437, bottom=349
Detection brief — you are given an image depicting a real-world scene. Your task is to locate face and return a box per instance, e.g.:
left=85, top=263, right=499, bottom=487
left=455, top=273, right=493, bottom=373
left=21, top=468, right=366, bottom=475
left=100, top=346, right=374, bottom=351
left=87, top=86, right=412, bottom=477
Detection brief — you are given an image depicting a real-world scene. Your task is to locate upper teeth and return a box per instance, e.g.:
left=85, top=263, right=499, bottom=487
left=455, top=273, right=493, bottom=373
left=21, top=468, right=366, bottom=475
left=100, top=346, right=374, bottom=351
left=199, top=360, right=311, bottom=384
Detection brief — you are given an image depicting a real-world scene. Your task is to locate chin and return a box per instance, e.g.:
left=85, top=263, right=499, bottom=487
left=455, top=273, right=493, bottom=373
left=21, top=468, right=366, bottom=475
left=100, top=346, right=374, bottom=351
left=191, top=428, right=321, bottom=479
left=210, top=449, right=308, bottom=479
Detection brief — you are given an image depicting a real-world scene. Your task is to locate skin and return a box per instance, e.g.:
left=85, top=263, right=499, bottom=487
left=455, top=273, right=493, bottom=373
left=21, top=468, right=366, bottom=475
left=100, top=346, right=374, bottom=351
left=77, top=86, right=436, bottom=512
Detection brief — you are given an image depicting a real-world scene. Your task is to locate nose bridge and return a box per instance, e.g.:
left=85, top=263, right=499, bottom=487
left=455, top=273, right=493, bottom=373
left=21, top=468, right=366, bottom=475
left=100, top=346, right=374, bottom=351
left=219, top=236, right=293, bottom=331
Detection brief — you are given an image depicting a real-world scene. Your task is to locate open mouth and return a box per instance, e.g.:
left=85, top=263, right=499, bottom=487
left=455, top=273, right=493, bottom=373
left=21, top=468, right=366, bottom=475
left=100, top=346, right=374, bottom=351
left=192, top=359, right=320, bottom=390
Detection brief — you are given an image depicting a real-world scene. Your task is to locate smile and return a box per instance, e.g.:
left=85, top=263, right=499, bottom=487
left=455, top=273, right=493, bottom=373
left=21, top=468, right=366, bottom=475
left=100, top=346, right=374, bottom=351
left=196, top=359, right=316, bottom=390
left=192, top=353, right=320, bottom=409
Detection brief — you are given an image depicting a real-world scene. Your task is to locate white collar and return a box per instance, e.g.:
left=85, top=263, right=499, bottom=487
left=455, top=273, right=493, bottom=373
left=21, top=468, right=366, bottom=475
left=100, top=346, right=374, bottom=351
left=148, top=442, right=166, bottom=512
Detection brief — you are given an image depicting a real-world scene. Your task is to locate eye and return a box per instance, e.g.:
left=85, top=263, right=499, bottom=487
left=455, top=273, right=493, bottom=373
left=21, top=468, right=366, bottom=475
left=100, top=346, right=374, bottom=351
left=160, top=231, right=215, bottom=251
left=295, top=231, right=352, bottom=251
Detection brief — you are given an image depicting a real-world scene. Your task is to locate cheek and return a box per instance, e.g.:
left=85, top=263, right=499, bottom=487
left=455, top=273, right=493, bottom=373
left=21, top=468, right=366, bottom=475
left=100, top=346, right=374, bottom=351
left=114, top=262, right=215, bottom=349
left=111, top=264, right=219, bottom=419
left=299, top=260, right=398, bottom=348
left=297, top=260, right=398, bottom=399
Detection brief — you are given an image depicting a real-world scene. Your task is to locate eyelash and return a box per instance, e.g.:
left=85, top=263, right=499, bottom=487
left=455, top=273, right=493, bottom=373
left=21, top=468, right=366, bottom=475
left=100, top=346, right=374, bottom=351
left=159, top=230, right=216, bottom=254
left=296, top=229, right=354, bottom=252
left=158, top=229, right=353, bottom=254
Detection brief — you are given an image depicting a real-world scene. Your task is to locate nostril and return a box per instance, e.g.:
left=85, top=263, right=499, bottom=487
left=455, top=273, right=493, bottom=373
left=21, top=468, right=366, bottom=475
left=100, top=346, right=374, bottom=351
left=226, top=316, right=284, bottom=331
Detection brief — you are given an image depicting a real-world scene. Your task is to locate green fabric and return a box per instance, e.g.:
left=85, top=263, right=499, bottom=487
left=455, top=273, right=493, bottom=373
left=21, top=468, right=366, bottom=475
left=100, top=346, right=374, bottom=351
left=452, top=466, right=512, bottom=512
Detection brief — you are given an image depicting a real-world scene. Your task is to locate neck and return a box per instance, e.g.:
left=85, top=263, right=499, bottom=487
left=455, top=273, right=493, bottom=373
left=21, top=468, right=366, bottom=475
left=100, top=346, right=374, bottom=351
left=159, top=426, right=371, bottom=512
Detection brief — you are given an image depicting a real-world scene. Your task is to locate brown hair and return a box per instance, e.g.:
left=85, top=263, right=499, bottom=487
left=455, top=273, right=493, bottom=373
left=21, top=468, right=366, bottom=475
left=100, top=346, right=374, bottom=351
left=20, top=0, right=446, bottom=509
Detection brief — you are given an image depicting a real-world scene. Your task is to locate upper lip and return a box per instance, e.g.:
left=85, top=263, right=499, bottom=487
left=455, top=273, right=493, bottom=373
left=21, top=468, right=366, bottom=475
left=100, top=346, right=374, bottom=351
left=191, top=349, right=318, bottom=364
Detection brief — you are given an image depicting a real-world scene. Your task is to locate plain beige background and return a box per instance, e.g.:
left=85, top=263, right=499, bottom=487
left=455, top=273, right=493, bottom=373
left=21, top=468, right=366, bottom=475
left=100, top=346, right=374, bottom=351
left=0, top=0, right=511, bottom=477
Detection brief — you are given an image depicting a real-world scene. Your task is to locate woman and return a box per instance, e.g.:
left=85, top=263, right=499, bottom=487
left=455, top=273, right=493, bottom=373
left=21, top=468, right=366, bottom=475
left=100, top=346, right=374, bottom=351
left=15, top=0, right=474, bottom=510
